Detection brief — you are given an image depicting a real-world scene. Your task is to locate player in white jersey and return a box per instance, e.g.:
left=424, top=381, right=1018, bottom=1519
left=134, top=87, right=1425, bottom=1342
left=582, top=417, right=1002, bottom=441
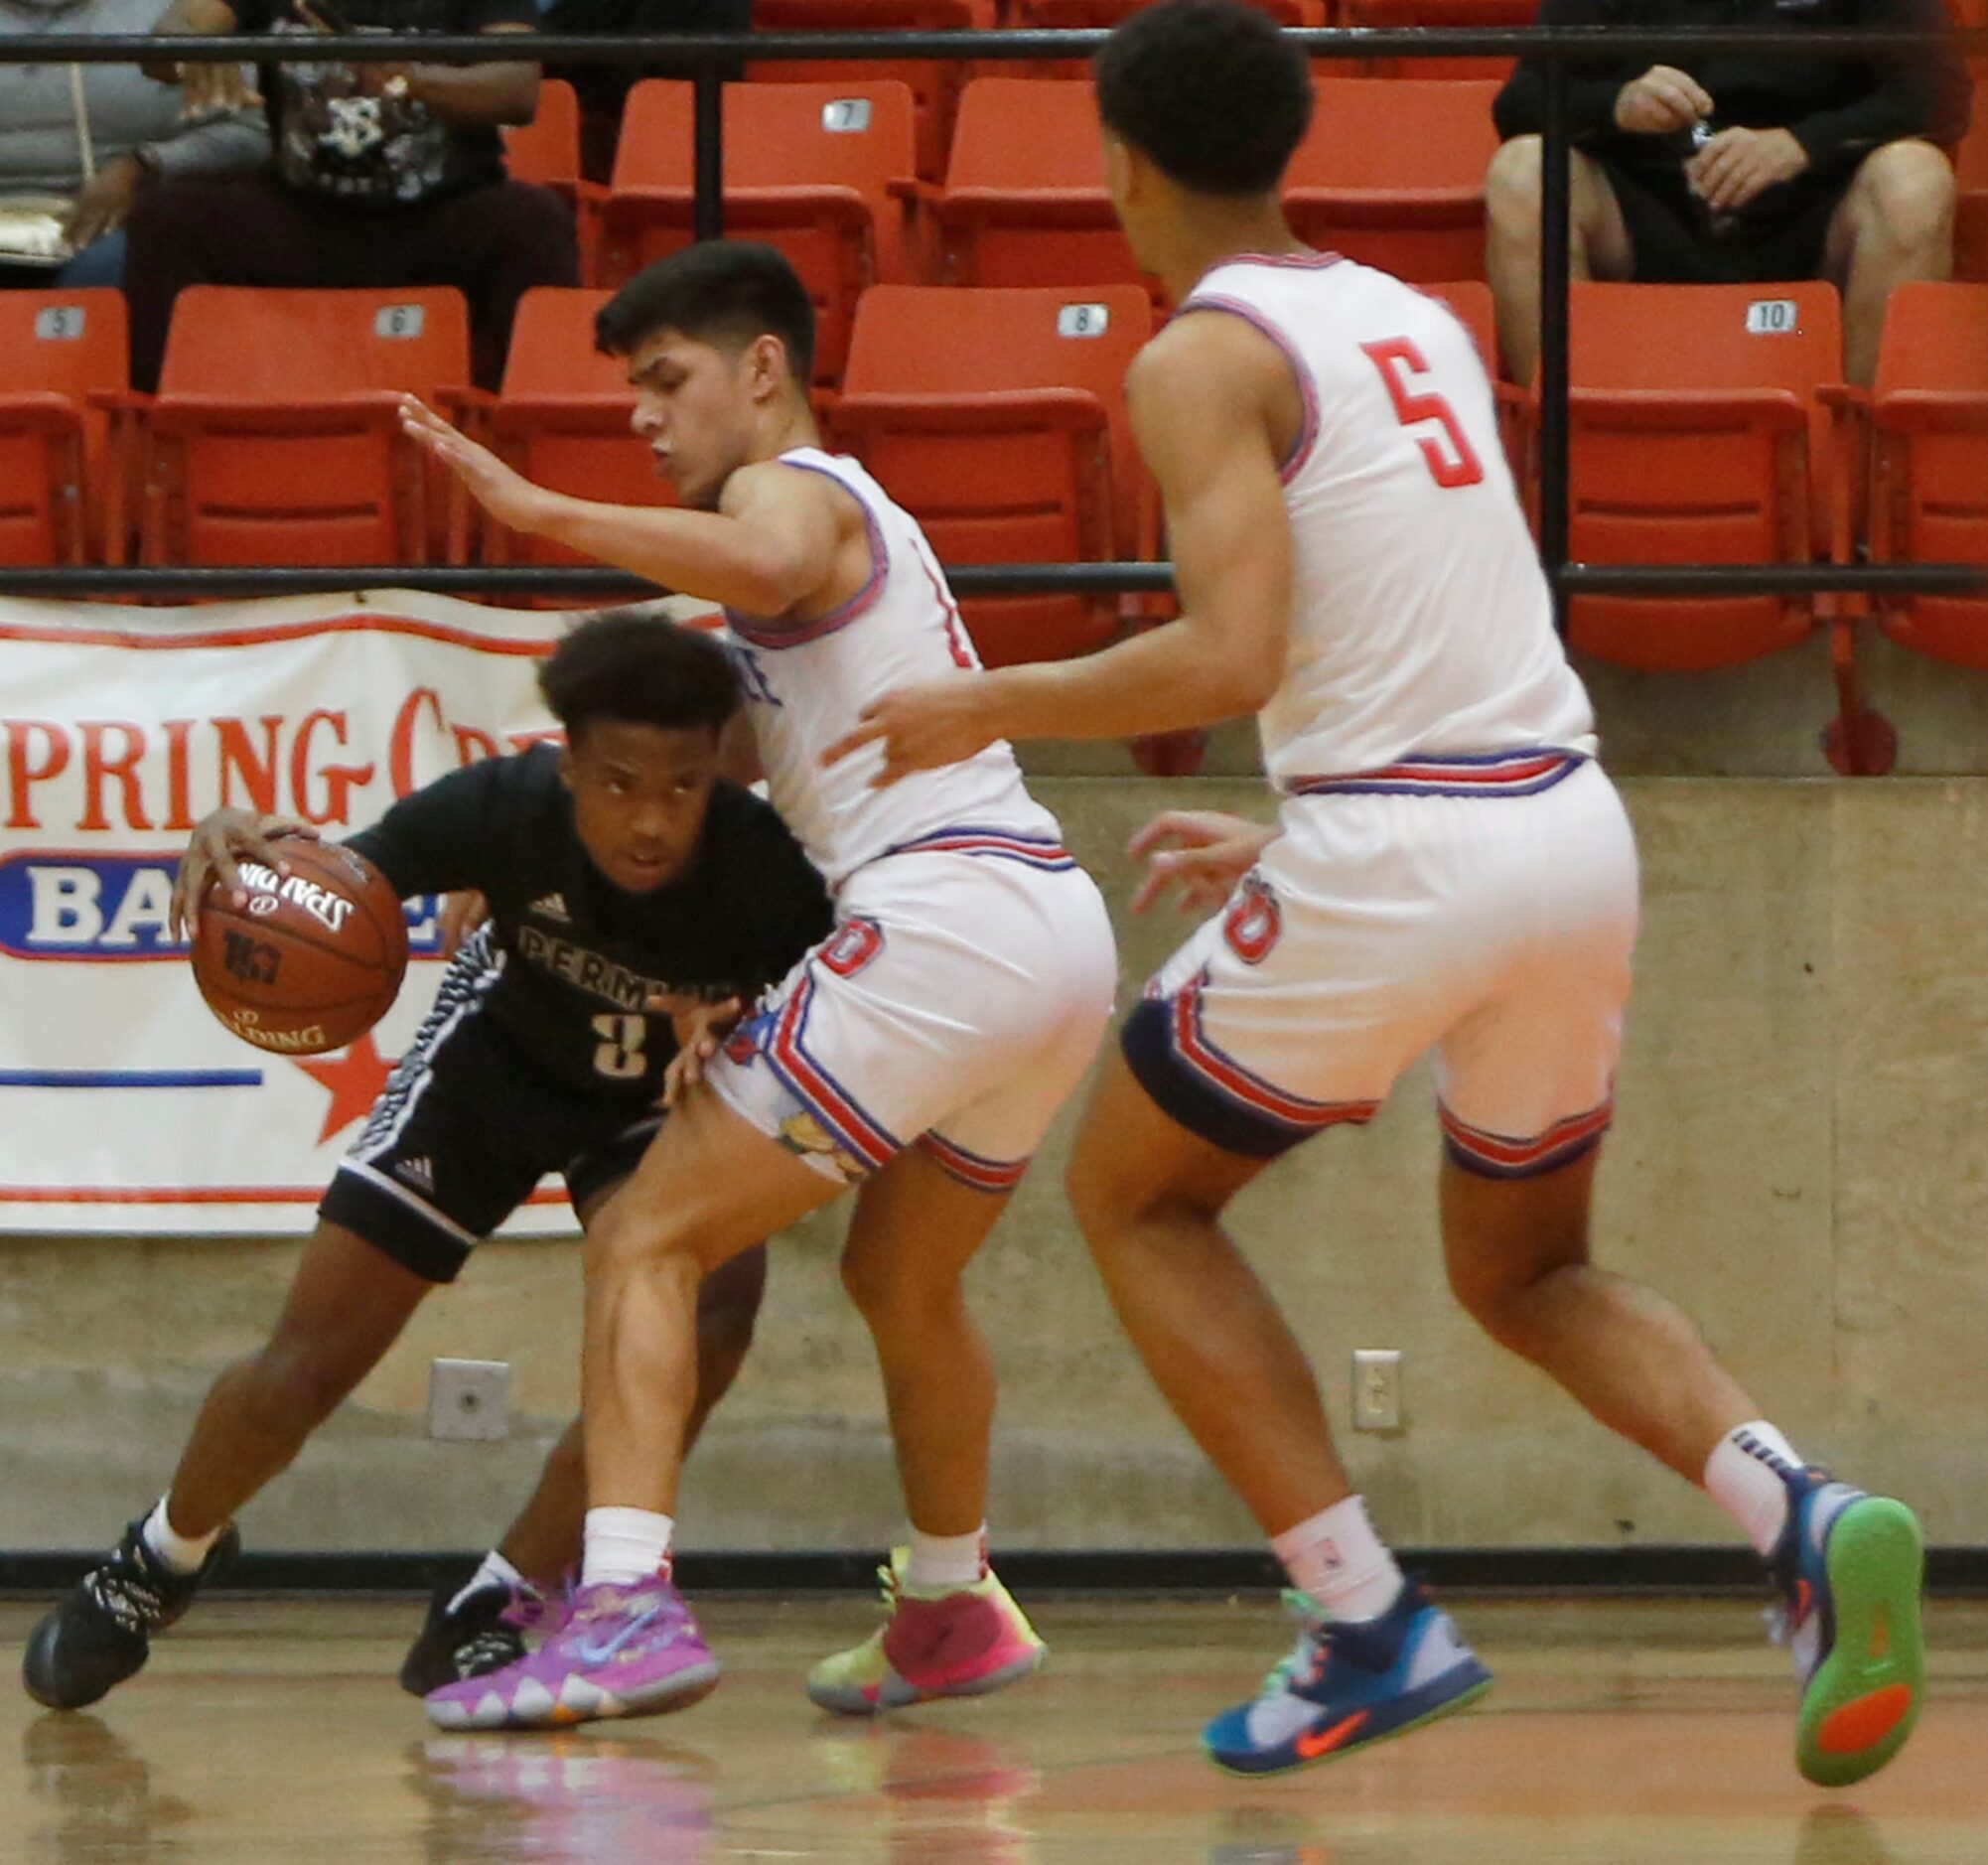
left=398, top=242, right=1116, bottom=1730
left=838, top=0, right=1924, bottom=1787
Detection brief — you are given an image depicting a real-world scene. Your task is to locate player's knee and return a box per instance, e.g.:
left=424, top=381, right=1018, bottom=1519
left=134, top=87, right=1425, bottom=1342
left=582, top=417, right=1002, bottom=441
left=1448, top=1253, right=1580, bottom=1356
left=586, top=1199, right=699, bottom=1279
left=1850, top=140, right=1956, bottom=260
left=1485, top=136, right=1545, bottom=236
left=838, top=1245, right=958, bottom=1331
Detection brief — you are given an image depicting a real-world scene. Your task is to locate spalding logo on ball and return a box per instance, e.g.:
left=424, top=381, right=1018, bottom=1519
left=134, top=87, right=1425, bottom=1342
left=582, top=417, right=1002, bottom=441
left=191, top=840, right=408, bottom=1056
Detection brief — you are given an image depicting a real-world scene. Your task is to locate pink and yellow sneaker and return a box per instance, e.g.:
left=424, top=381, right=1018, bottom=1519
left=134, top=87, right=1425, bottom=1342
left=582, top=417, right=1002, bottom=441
left=424, top=1575, right=719, bottom=1731
left=807, top=1547, right=1046, bottom=1716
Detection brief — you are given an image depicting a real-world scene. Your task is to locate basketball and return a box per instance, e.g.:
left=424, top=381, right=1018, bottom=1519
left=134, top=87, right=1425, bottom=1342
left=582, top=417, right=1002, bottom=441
left=190, top=839, right=408, bottom=1057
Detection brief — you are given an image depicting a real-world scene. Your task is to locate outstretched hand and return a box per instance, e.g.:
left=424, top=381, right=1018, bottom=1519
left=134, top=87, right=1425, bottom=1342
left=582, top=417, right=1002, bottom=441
left=1126, top=809, right=1278, bottom=916
left=821, top=676, right=1000, bottom=788
left=398, top=396, right=552, bottom=535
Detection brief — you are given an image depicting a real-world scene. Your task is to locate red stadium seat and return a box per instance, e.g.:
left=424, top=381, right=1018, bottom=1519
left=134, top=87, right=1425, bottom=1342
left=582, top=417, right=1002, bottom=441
left=933, top=80, right=1147, bottom=292
left=602, top=79, right=922, bottom=385
left=1532, top=281, right=1846, bottom=671
left=1339, top=0, right=1532, bottom=81
left=1860, top=282, right=1988, bottom=666
left=486, top=287, right=674, bottom=572
left=502, top=78, right=606, bottom=283
left=1284, top=78, right=1502, bottom=281
left=834, top=283, right=1155, bottom=665
left=748, top=0, right=991, bottom=181
left=143, top=287, right=472, bottom=567
left=0, top=290, right=130, bottom=566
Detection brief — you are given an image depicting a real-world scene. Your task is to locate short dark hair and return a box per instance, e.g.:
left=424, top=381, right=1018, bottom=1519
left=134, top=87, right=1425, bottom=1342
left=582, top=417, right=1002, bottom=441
left=595, top=241, right=816, bottom=388
left=1094, top=0, right=1313, bottom=196
left=538, top=610, right=740, bottom=744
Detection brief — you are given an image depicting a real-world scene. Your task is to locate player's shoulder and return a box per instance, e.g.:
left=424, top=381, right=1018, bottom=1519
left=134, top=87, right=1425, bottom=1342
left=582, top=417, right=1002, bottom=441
left=1128, top=309, right=1293, bottom=435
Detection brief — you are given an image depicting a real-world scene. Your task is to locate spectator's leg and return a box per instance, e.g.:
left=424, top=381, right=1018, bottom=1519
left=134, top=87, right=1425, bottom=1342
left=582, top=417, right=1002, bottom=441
left=1486, top=136, right=1635, bottom=383
left=394, top=181, right=580, bottom=389
left=123, top=178, right=330, bottom=391
left=1826, top=138, right=1957, bottom=387
left=56, top=230, right=128, bottom=290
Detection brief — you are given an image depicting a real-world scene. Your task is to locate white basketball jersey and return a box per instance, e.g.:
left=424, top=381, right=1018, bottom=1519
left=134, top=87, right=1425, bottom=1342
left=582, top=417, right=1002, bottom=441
left=1180, top=254, right=1595, bottom=782
left=722, top=448, right=1062, bottom=887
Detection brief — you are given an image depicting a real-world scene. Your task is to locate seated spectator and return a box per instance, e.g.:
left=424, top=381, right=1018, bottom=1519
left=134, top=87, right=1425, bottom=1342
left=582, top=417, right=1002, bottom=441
left=535, top=0, right=752, bottom=181
left=0, top=0, right=265, bottom=290
left=125, top=0, right=579, bottom=387
left=1487, top=0, right=1972, bottom=384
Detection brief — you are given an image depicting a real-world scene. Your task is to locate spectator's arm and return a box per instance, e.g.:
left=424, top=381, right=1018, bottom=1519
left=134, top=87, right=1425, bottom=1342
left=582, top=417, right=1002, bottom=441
left=1492, top=0, right=1642, bottom=145
left=1784, top=0, right=1972, bottom=181
left=139, top=108, right=269, bottom=177
left=399, top=23, right=541, bottom=128
left=143, top=0, right=241, bottom=83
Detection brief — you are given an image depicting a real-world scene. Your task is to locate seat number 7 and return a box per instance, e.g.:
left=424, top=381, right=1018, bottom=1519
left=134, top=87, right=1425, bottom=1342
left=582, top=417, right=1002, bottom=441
left=1359, top=338, right=1485, bottom=490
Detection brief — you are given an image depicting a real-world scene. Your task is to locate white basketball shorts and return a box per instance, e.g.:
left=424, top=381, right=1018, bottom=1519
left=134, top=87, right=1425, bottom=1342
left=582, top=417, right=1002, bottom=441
left=708, top=825, right=1118, bottom=1189
left=1123, top=751, right=1638, bottom=1176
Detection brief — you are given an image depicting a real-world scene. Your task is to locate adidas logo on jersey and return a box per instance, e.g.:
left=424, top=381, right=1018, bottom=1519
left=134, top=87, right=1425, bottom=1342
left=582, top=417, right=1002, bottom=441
left=396, top=1157, right=436, bottom=1195
left=530, top=893, right=571, bottom=924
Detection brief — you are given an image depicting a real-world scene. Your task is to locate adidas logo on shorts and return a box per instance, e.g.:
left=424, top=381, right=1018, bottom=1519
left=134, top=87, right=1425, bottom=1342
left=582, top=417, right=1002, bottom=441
left=530, top=893, right=571, bottom=924
left=396, top=1157, right=436, bottom=1195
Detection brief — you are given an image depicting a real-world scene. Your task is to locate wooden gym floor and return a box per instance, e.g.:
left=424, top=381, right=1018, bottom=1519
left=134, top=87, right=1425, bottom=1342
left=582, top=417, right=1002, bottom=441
left=5, top=1594, right=1987, bottom=1863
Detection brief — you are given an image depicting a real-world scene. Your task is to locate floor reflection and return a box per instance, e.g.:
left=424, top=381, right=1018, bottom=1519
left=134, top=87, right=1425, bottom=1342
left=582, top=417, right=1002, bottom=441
left=409, top=1729, right=715, bottom=1863
left=22, top=1713, right=197, bottom=1865
left=808, top=1721, right=1045, bottom=1863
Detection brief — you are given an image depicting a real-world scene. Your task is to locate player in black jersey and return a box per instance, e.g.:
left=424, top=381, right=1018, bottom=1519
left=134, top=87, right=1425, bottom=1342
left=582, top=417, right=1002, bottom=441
left=23, top=613, right=832, bottom=1715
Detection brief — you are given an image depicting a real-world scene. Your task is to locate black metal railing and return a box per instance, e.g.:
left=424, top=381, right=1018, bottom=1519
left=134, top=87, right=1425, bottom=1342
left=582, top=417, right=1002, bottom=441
left=1, top=21, right=1982, bottom=615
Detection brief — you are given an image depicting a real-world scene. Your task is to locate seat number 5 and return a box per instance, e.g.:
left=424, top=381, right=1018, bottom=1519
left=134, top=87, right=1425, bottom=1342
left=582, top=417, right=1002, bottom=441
left=1359, top=337, right=1485, bottom=490
left=592, top=1014, right=647, bottom=1079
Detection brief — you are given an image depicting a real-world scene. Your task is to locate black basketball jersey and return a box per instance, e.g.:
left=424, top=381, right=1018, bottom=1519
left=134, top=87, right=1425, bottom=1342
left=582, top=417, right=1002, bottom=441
left=345, top=747, right=833, bottom=1100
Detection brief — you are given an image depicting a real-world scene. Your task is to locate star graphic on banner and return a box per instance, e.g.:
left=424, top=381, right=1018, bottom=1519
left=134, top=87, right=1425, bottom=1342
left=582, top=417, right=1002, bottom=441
left=294, top=1033, right=397, bottom=1145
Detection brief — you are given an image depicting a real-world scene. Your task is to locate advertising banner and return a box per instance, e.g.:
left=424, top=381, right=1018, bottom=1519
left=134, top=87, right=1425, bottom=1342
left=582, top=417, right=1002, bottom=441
left=0, top=589, right=674, bottom=1236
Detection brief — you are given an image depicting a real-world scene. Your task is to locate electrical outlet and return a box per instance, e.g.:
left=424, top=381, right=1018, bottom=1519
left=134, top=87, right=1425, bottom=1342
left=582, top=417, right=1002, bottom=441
left=1351, top=1350, right=1403, bottom=1432
left=428, top=1359, right=510, bottom=1441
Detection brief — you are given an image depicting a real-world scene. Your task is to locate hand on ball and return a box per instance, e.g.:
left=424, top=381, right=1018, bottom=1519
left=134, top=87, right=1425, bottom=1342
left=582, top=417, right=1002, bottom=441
left=170, top=807, right=319, bottom=941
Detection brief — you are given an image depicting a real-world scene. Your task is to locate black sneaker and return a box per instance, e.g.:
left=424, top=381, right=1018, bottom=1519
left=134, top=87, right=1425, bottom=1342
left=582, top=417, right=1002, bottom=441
left=23, top=1519, right=239, bottom=1710
left=397, top=1576, right=551, bottom=1698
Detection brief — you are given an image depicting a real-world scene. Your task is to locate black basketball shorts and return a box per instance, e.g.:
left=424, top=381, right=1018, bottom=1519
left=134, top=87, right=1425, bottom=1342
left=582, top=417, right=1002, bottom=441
left=319, top=932, right=662, bottom=1282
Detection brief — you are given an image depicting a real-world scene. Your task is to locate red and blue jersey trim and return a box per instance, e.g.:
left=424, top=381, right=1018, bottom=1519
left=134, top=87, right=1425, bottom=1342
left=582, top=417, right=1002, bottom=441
left=1283, top=748, right=1589, bottom=800
left=918, top=1131, right=1030, bottom=1194
left=1171, top=970, right=1379, bottom=1140
left=1173, top=292, right=1321, bottom=487
left=763, top=973, right=901, bottom=1173
left=725, top=459, right=890, bottom=651
left=1440, top=1099, right=1614, bottom=1180
left=884, top=825, right=1077, bottom=873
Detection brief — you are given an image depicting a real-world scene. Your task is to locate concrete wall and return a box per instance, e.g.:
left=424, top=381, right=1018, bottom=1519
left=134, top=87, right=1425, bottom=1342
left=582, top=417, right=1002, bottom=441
left=4, top=774, right=1986, bottom=1555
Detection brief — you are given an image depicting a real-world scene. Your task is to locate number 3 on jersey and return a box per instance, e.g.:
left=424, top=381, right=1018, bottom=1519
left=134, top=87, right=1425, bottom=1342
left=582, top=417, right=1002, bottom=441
left=592, top=1013, right=647, bottom=1079
left=1359, top=337, right=1485, bottom=490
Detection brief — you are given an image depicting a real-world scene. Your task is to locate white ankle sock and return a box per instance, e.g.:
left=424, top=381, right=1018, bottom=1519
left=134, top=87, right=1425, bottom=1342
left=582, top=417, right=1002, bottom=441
left=905, top=1524, right=988, bottom=1595
left=1272, top=1496, right=1404, bottom=1624
left=581, top=1507, right=673, bottom=1589
left=449, top=1548, right=526, bottom=1616
left=141, top=1497, right=222, bottom=1576
left=1704, top=1421, right=1803, bottom=1557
